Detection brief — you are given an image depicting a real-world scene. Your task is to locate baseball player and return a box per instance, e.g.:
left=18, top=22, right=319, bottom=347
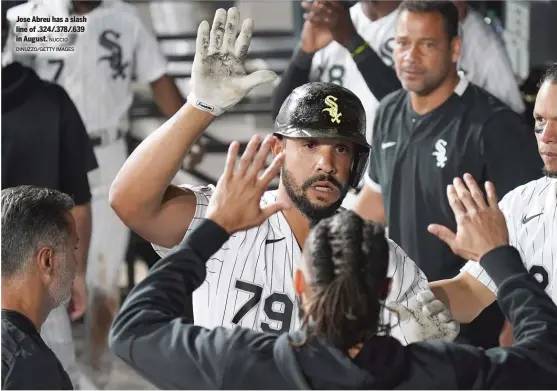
left=429, top=62, right=557, bottom=342
left=109, top=141, right=557, bottom=389
left=110, top=7, right=457, bottom=345
left=273, top=0, right=525, bottom=146
left=4, top=0, right=185, bottom=387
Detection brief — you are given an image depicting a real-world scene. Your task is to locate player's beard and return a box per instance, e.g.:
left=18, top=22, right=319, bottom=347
left=281, top=167, right=348, bottom=224
left=48, top=256, right=75, bottom=309
left=543, top=167, right=557, bottom=178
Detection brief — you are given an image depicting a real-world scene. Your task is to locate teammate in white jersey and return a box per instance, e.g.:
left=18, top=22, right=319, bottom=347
left=5, top=0, right=185, bottom=387
left=429, top=62, right=557, bottom=345
left=273, top=0, right=524, bottom=147
left=110, top=7, right=457, bottom=345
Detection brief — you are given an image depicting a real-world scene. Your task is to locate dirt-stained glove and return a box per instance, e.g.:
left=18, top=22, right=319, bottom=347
left=188, top=7, right=278, bottom=116
left=388, top=290, right=460, bottom=344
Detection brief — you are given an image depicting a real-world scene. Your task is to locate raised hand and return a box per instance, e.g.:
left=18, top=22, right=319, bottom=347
left=189, top=8, right=278, bottom=116
left=301, top=0, right=357, bottom=48
left=300, top=1, right=334, bottom=53
left=389, top=290, right=460, bottom=344
left=428, top=173, right=509, bottom=261
left=206, top=135, right=289, bottom=234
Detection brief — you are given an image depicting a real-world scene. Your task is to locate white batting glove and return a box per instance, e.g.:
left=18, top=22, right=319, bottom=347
left=188, top=7, right=278, bottom=116
left=388, top=290, right=460, bottom=344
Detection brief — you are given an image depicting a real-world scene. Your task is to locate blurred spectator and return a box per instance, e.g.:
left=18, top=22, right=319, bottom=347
left=1, top=186, right=79, bottom=390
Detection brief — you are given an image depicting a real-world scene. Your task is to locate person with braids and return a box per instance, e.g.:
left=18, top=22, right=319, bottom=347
left=109, top=134, right=557, bottom=389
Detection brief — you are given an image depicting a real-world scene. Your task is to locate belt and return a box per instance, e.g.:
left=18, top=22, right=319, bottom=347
left=90, top=129, right=126, bottom=148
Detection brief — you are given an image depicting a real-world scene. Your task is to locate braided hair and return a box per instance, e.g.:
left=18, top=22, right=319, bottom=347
left=301, top=210, right=391, bottom=351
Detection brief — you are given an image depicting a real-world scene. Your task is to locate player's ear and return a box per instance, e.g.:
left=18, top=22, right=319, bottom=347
left=294, top=269, right=306, bottom=296
left=271, top=136, right=285, bottom=157
left=450, top=35, right=461, bottom=64
left=36, top=246, right=55, bottom=283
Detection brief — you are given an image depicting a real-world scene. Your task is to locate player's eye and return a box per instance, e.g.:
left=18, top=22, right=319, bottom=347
left=335, top=145, right=350, bottom=154
left=534, top=116, right=546, bottom=133
left=304, top=142, right=316, bottom=150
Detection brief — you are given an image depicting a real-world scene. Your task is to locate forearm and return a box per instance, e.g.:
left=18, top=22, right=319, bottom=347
left=71, top=203, right=92, bottom=275
left=271, top=44, right=314, bottom=119
left=429, top=273, right=494, bottom=324
left=422, top=247, right=557, bottom=389
left=109, top=103, right=213, bottom=218
left=351, top=183, right=385, bottom=225
left=482, top=247, right=557, bottom=346
left=109, top=219, right=230, bottom=387
left=345, top=34, right=401, bottom=100
left=151, top=75, right=186, bottom=118
left=480, top=246, right=557, bottom=386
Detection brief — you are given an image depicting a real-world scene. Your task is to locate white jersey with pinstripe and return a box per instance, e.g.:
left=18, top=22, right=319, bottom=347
left=462, top=177, right=557, bottom=300
left=153, top=185, right=430, bottom=343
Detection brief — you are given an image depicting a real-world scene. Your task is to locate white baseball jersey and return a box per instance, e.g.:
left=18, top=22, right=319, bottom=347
left=154, top=185, right=429, bottom=343
left=12, top=0, right=167, bottom=134
left=310, top=4, right=525, bottom=145
left=462, top=176, right=557, bottom=301
left=457, top=7, right=525, bottom=114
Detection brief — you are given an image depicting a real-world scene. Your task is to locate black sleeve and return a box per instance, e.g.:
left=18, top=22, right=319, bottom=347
left=408, top=246, right=557, bottom=389
left=271, top=44, right=314, bottom=119
left=345, top=34, right=401, bottom=101
left=58, top=87, right=98, bottom=205
left=109, top=219, right=268, bottom=389
left=481, top=110, right=544, bottom=199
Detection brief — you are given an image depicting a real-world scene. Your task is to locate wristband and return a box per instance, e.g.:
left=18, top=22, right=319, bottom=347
left=187, top=92, right=224, bottom=116
left=346, top=34, right=369, bottom=58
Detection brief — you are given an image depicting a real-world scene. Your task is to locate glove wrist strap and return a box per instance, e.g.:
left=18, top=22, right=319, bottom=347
left=187, top=92, right=224, bottom=116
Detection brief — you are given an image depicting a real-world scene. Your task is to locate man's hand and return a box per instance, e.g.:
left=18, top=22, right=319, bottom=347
left=206, top=135, right=289, bottom=234
left=428, top=173, right=509, bottom=261
left=189, top=7, right=278, bottom=116
left=301, top=0, right=358, bottom=48
left=67, top=273, right=87, bottom=321
left=389, top=290, right=460, bottom=344
left=299, top=2, right=334, bottom=53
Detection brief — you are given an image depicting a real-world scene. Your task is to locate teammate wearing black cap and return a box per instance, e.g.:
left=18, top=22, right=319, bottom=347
left=110, top=7, right=456, bottom=343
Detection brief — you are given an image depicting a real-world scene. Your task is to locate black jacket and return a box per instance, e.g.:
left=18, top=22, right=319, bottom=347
left=109, top=219, right=557, bottom=389
left=1, top=62, right=97, bottom=204
left=2, top=310, right=73, bottom=389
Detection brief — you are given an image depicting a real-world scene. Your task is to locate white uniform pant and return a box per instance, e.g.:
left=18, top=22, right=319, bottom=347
left=86, top=138, right=130, bottom=293
left=85, top=139, right=130, bottom=387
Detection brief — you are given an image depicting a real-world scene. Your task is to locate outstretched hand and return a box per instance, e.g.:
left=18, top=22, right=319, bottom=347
left=206, top=135, right=289, bottom=234
left=428, top=173, right=509, bottom=261
left=189, top=7, right=278, bottom=116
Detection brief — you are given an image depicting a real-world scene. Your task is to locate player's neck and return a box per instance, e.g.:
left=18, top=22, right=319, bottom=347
left=1, top=279, right=48, bottom=330
left=276, top=188, right=310, bottom=249
left=409, top=71, right=460, bottom=115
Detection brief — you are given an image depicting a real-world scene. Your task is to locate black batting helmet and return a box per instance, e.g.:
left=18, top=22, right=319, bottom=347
left=274, top=82, right=370, bottom=189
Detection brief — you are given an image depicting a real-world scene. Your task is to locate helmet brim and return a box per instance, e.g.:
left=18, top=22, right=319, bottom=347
left=273, top=127, right=370, bottom=149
